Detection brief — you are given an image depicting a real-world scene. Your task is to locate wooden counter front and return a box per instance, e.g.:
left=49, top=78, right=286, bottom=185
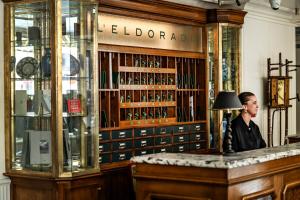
left=132, top=144, right=300, bottom=200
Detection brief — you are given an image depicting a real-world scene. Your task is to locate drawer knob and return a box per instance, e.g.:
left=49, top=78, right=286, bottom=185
left=119, top=132, right=126, bottom=138
left=119, top=153, right=126, bottom=160
left=119, top=142, right=126, bottom=149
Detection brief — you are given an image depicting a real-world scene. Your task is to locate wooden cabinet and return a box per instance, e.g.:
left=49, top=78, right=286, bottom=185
left=3, top=0, right=101, bottom=199
left=206, top=10, right=247, bottom=152
left=98, top=51, right=208, bottom=168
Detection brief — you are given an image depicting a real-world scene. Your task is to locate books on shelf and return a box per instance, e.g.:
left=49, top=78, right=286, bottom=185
left=67, top=99, right=81, bottom=113
left=15, top=90, right=27, bottom=115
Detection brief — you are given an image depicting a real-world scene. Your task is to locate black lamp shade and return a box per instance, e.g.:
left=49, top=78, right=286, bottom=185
left=212, top=91, right=243, bottom=111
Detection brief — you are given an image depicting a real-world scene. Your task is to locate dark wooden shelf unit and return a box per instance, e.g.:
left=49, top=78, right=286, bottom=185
left=99, top=50, right=208, bottom=167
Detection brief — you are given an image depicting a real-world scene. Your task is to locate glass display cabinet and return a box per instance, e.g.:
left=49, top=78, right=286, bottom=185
left=207, top=10, right=246, bottom=152
left=3, top=0, right=100, bottom=199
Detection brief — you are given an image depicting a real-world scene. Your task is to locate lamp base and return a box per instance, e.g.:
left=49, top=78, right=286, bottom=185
left=223, top=112, right=236, bottom=156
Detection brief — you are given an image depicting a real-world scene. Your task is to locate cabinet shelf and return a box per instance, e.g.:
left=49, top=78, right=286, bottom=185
left=119, top=66, right=176, bottom=74
left=119, top=118, right=177, bottom=127
left=12, top=112, right=86, bottom=118
left=119, top=85, right=176, bottom=90
left=120, top=101, right=176, bottom=108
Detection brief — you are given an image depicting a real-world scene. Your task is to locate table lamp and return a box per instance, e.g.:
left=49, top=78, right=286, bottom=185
left=212, top=91, right=243, bottom=154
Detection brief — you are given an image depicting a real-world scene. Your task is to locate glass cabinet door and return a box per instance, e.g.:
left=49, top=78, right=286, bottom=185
left=207, top=24, right=241, bottom=151
left=7, top=0, right=98, bottom=176
left=10, top=1, right=52, bottom=172
left=60, top=0, right=98, bottom=174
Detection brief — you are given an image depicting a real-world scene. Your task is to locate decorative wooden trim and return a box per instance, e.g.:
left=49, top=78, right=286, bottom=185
left=242, top=188, right=275, bottom=200
left=99, top=44, right=206, bottom=59
left=148, top=193, right=211, bottom=200
left=99, top=0, right=206, bottom=26
left=282, top=180, right=300, bottom=200
left=207, top=9, right=247, bottom=25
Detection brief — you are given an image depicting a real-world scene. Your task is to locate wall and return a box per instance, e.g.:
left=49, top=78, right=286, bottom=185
left=243, top=0, right=296, bottom=146
left=0, top=0, right=11, bottom=199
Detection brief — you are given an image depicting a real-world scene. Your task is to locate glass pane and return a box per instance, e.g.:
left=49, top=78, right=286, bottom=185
left=222, top=26, right=240, bottom=92
left=207, top=26, right=217, bottom=148
left=221, top=26, right=240, bottom=142
left=11, top=1, right=52, bottom=171
left=61, top=1, right=97, bottom=172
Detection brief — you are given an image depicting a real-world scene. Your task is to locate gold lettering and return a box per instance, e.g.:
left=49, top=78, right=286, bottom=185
left=136, top=28, right=142, bottom=36
left=160, top=31, right=165, bottom=39
left=112, top=25, right=118, bottom=34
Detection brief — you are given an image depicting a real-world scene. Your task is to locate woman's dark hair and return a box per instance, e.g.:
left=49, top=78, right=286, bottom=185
left=238, top=92, right=255, bottom=105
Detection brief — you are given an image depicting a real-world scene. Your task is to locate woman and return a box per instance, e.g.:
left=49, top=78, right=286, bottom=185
left=223, top=92, right=266, bottom=152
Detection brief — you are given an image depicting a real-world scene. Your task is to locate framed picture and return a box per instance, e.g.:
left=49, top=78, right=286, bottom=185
left=270, top=76, right=290, bottom=107
left=29, top=130, right=51, bottom=165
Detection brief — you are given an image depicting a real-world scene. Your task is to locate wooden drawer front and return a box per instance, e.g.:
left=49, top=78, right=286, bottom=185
left=155, top=136, right=171, bottom=145
left=190, top=123, right=206, bottom=132
left=134, top=128, right=154, bottom=138
left=112, top=141, right=133, bottom=151
left=154, top=146, right=172, bottom=153
left=112, top=129, right=132, bottom=140
left=135, top=138, right=154, bottom=148
left=173, top=144, right=189, bottom=153
left=190, top=133, right=204, bottom=141
left=99, top=131, right=110, bottom=141
left=155, top=126, right=173, bottom=135
left=135, top=149, right=154, bottom=156
left=99, top=154, right=111, bottom=164
left=112, top=151, right=132, bottom=162
left=173, top=125, right=189, bottom=134
left=173, top=134, right=189, bottom=143
left=190, top=143, right=202, bottom=151
left=99, top=143, right=111, bottom=153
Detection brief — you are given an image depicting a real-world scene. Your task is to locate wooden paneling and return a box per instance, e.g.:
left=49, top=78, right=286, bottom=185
left=8, top=174, right=103, bottom=200
left=207, top=9, right=247, bottom=25
left=133, top=155, right=300, bottom=200
left=99, top=0, right=206, bottom=26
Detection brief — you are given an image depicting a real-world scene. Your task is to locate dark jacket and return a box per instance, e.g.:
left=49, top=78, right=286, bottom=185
left=223, top=114, right=266, bottom=152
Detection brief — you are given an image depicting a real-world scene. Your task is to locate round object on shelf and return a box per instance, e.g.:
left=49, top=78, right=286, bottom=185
left=62, top=54, right=80, bottom=76
left=16, top=57, right=38, bottom=79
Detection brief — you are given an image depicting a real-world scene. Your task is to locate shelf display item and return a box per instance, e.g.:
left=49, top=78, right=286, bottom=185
left=41, top=48, right=51, bottom=77
left=16, top=57, right=38, bottom=78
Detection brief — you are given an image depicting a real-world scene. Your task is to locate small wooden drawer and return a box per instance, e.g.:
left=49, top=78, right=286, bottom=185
left=112, top=129, right=132, bottom=140
left=99, top=154, right=111, bottom=164
left=173, top=125, right=189, bottom=134
left=135, top=149, right=154, bottom=156
left=173, top=134, right=189, bottom=143
left=155, top=136, right=171, bottom=145
left=190, top=143, right=202, bottom=151
left=112, top=141, right=133, bottom=151
left=154, top=146, right=172, bottom=153
left=99, top=143, right=111, bottom=153
left=190, top=133, right=204, bottom=141
left=190, top=123, right=206, bottom=132
left=134, top=138, right=154, bottom=148
left=155, top=126, right=173, bottom=135
left=99, top=131, right=110, bottom=141
left=112, top=151, right=132, bottom=162
left=173, top=144, right=189, bottom=153
left=134, top=128, right=154, bottom=137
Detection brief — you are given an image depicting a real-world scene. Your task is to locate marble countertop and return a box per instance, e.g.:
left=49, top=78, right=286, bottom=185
left=131, top=143, right=300, bottom=169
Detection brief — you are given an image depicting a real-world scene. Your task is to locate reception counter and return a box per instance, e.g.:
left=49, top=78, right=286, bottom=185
left=131, top=143, right=300, bottom=200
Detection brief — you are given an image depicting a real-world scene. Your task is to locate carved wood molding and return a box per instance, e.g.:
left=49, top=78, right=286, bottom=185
left=207, top=9, right=247, bottom=24
left=242, top=188, right=275, bottom=200
left=282, top=180, right=300, bottom=200
left=99, top=0, right=207, bottom=26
